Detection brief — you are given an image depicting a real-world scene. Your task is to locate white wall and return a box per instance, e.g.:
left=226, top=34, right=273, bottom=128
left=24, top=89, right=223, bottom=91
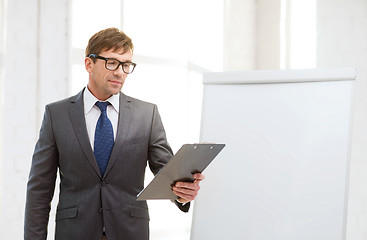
left=0, top=0, right=70, bottom=238
left=256, top=0, right=282, bottom=69
left=316, top=1, right=367, bottom=239
left=223, top=0, right=282, bottom=71
left=0, top=0, right=5, bottom=231
left=223, top=0, right=256, bottom=70
left=1, top=1, right=39, bottom=237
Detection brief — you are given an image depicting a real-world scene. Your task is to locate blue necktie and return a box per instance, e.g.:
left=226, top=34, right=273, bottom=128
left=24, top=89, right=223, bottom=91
left=94, top=101, right=114, bottom=176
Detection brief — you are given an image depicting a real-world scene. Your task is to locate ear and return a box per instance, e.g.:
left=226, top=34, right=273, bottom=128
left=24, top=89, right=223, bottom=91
left=85, top=57, right=93, bottom=73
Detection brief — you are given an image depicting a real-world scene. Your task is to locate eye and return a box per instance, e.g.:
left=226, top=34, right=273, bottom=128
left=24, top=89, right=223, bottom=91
left=106, top=59, right=119, bottom=67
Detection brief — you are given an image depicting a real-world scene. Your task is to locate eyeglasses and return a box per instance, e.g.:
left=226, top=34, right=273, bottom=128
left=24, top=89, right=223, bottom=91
left=88, top=54, right=137, bottom=74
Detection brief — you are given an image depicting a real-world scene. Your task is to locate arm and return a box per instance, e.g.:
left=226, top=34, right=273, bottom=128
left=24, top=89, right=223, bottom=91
left=146, top=105, right=192, bottom=212
left=147, top=104, right=173, bottom=175
left=147, top=105, right=205, bottom=211
left=24, top=106, right=58, bottom=240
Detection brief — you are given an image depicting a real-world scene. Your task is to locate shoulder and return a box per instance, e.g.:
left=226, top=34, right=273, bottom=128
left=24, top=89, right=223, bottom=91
left=121, top=93, right=157, bottom=109
left=120, top=93, right=163, bottom=120
left=45, top=89, right=83, bottom=111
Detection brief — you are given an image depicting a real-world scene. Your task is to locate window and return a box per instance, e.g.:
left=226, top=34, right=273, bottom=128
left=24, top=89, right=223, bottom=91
left=281, top=0, right=317, bottom=69
left=70, top=0, right=122, bottom=94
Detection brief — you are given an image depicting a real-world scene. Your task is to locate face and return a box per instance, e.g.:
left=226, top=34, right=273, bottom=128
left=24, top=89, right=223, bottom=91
left=85, top=48, right=133, bottom=100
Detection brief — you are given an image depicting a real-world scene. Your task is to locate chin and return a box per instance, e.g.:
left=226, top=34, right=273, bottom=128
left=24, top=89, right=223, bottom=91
left=112, top=88, right=121, bottom=95
left=109, top=86, right=123, bottom=95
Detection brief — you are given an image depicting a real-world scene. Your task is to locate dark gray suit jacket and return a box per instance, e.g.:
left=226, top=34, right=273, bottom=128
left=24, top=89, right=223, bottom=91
left=24, top=89, right=189, bottom=240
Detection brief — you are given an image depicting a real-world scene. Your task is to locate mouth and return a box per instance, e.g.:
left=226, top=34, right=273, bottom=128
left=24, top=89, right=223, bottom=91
left=108, top=79, right=122, bottom=85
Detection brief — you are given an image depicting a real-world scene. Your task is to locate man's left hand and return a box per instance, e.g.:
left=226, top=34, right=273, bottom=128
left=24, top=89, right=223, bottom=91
left=172, top=173, right=205, bottom=204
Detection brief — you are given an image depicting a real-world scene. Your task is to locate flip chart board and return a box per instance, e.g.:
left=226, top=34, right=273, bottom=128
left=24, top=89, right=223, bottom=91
left=191, top=68, right=356, bottom=240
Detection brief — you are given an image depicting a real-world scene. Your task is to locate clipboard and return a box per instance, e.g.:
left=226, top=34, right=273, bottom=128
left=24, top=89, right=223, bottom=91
left=137, top=143, right=225, bottom=201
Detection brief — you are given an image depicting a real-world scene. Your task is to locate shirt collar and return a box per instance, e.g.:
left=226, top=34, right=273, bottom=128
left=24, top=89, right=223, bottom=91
left=83, top=87, right=120, bottom=115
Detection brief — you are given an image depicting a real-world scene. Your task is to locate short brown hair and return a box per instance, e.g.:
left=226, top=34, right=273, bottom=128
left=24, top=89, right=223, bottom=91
left=85, top=28, right=134, bottom=59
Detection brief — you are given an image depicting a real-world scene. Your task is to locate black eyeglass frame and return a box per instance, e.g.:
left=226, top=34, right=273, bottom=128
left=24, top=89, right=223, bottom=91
left=88, top=54, right=137, bottom=74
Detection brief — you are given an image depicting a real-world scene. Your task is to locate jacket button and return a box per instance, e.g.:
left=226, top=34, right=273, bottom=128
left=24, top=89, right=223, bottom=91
left=101, top=181, right=107, bottom=186
left=98, top=207, right=103, bottom=213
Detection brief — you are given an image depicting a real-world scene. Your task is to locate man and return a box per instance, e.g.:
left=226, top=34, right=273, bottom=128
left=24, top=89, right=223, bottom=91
left=24, top=27, right=204, bottom=240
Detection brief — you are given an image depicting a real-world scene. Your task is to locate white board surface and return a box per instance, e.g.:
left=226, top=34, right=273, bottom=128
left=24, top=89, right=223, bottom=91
left=191, top=68, right=356, bottom=240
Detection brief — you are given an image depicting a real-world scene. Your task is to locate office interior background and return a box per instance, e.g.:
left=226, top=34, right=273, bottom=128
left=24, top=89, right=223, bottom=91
left=0, top=0, right=367, bottom=239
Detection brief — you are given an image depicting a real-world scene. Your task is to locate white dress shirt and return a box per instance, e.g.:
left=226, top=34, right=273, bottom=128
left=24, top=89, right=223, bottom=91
left=83, top=87, right=120, bottom=150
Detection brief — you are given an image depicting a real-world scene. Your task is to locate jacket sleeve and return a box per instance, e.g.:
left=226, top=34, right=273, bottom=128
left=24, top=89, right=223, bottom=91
left=174, top=200, right=190, bottom=213
left=24, top=105, right=59, bottom=240
left=147, top=105, right=190, bottom=212
left=147, top=104, right=173, bottom=175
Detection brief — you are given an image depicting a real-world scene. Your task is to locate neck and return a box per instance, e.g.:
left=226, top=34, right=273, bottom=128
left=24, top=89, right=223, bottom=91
left=87, top=85, right=111, bottom=101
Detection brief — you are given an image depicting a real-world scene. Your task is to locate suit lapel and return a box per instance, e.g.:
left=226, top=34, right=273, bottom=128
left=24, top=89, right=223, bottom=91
left=104, top=93, right=133, bottom=178
left=69, top=89, right=102, bottom=178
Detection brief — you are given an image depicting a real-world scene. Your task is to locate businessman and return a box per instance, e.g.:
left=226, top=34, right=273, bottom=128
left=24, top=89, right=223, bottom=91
left=24, top=27, right=204, bottom=240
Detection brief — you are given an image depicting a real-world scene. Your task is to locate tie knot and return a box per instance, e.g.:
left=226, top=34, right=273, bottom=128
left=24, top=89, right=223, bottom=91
left=95, top=101, right=110, bottom=112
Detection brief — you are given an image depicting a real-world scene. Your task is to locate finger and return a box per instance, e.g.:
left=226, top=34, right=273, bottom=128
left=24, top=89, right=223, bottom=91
left=193, top=173, right=205, bottom=181
left=176, top=198, right=190, bottom=204
left=173, top=186, right=199, bottom=202
left=172, top=185, right=196, bottom=195
left=175, top=182, right=200, bottom=191
left=172, top=189, right=196, bottom=203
